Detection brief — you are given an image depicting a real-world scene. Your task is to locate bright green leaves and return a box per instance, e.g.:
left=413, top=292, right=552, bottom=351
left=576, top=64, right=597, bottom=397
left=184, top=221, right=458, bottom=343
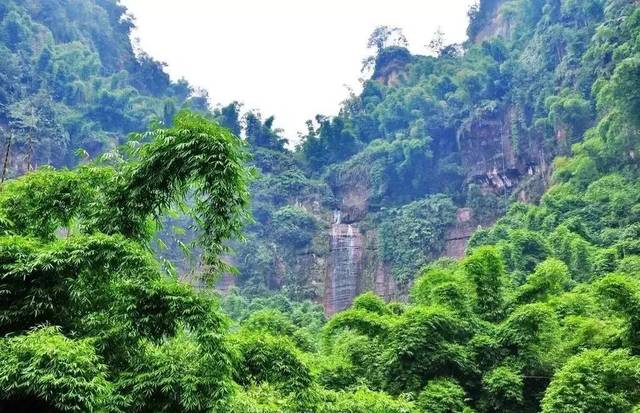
left=0, top=327, right=115, bottom=412
left=0, top=110, right=251, bottom=411
left=0, top=111, right=252, bottom=280
left=416, top=378, right=469, bottom=413
left=595, top=274, right=640, bottom=354
left=120, top=330, right=235, bottom=413
left=233, top=332, right=312, bottom=395
left=514, top=258, right=571, bottom=304
left=411, top=262, right=475, bottom=314
left=105, top=111, right=253, bottom=277
left=382, top=306, right=473, bottom=394
left=464, top=246, right=507, bottom=322
left=319, top=387, right=416, bottom=413
left=0, top=233, right=156, bottom=335
left=0, top=166, right=115, bottom=239
left=541, top=349, right=640, bottom=413
left=481, top=366, right=523, bottom=412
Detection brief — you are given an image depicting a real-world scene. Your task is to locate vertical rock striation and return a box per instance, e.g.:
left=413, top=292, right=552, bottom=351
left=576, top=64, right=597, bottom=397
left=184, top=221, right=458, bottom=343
left=324, top=211, right=363, bottom=316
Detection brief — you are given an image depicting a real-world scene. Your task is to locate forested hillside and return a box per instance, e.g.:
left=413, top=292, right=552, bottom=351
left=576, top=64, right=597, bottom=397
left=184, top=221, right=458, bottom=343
left=227, top=0, right=636, bottom=317
left=2, top=0, right=640, bottom=412
left=0, top=0, right=211, bottom=173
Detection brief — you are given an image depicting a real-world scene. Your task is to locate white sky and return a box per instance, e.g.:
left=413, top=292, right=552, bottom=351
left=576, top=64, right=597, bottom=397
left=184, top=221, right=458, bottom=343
left=122, top=0, right=476, bottom=142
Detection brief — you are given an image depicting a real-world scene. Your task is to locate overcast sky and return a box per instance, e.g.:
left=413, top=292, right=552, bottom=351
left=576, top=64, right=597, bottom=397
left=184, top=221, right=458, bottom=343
left=122, top=0, right=476, bottom=142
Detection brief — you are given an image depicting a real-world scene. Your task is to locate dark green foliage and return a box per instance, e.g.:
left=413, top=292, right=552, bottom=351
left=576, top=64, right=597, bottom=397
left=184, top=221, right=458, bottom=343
left=0, top=112, right=244, bottom=411
left=379, top=195, right=457, bottom=282
left=0, top=0, right=206, bottom=172
left=233, top=332, right=312, bottom=394
left=244, top=112, right=287, bottom=151
left=298, top=116, right=358, bottom=171
left=271, top=206, right=317, bottom=249
left=326, top=136, right=438, bottom=206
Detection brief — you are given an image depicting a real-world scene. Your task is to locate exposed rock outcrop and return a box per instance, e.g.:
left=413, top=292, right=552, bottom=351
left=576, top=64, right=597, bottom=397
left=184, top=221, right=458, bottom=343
left=372, top=47, right=412, bottom=86
left=459, top=106, right=545, bottom=197
left=324, top=214, right=363, bottom=316
left=444, top=208, right=476, bottom=259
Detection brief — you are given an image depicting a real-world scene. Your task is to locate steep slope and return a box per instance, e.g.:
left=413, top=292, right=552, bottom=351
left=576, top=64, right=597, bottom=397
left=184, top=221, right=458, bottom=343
left=3, top=0, right=640, bottom=411
left=221, top=2, right=640, bottom=411
left=232, top=0, right=629, bottom=315
left=1, top=0, right=635, bottom=319
left=0, top=0, right=209, bottom=174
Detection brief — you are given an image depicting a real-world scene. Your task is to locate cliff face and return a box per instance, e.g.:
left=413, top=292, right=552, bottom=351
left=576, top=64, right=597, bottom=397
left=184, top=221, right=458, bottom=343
left=322, top=210, right=400, bottom=316
left=443, top=208, right=476, bottom=259
left=227, top=0, right=587, bottom=312
left=460, top=106, right=547, bottom=200
left=324, top=217, right=363, bottom=315
left=239, top=100, right=550, bottom=316
left=317, top=105, right=548, bottom=314
left=228, top=97, right=551, bottom=315
left=468, top=0, right=510, bottom=44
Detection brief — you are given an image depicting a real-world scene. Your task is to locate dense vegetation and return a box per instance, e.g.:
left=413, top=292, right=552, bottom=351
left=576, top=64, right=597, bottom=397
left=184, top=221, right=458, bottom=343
left=2, top=0, right=640, bottom=412
left=0, top=0, right=219, bottom=173
left=234, top=0, right=635, bottom=295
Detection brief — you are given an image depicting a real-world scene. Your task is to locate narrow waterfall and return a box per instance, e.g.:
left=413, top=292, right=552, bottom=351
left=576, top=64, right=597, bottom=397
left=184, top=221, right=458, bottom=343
left=324, top=210, right=362, bottom=316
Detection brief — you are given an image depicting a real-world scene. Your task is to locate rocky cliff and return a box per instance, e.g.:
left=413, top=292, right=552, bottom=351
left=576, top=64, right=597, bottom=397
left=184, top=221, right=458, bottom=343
left=225, top=0, right=593, bottom=314
left=317, top=105, right=549, bottom=315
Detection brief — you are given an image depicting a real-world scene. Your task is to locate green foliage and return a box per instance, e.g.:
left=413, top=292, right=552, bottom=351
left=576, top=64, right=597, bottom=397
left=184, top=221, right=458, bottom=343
left=298, top=116, right=358, bottom=171
left=464, top=246, right=507, bottom=322
left=0, top=0, right=206, bottom=171
left=498, top=303, right=561, bottom=373
left=325, top=308, right=394, bottom=341
left=241, top=309, right=297, bottom=337
left=351, top=292, right=390, bottom=315
left=595, top=274, right=640, bottom=354
left=0, top=166, right=114, bottom=238
left=379, top=195, right=457, bottom=282
left=0, top=111, right=247, bottom=411
left=319, top=387, right=416, bottom=413
left=416, top=378, right=468, bottom=413
left=271, top=206, right=317, bottom=249
left=4, top=0, right=640, bottom=412
left=541, top=349, right=640, bottom=413
left=327, top=137, right=438, bottom=205
left=0, top=327, right=115, bottom=412
left=481, top=366, right=523, bottom=412
left=382, top=306, right=473, bottom=394
left=411, top=263, right=475, bottom=313
left=514, top=258, right=571, bottom=304
left=233, top=332, right=312, bottom=394
left=121, top=330, right=234, bottom=412
left=110, top=111, right=252, bottom=274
